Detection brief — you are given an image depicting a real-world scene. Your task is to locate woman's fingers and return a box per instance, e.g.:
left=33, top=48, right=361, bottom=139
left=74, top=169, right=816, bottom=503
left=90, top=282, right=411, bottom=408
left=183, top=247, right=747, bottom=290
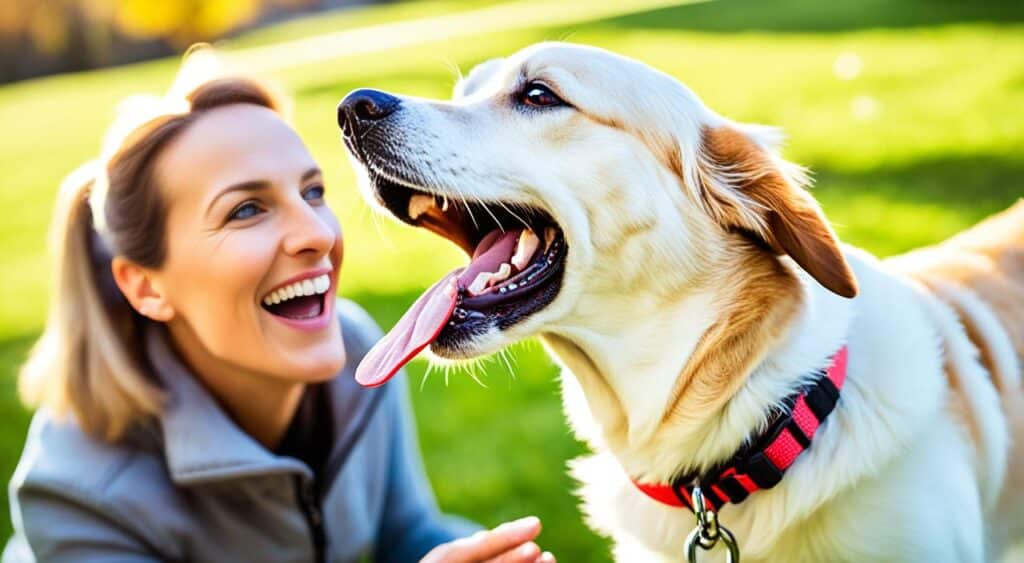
left=484, top=540, right=541, bottom=563
left=421, top=516, right=543, bottom=563
left=463, top=516, right=541, bottom=561
left=534, top=551, right=556, bottom=563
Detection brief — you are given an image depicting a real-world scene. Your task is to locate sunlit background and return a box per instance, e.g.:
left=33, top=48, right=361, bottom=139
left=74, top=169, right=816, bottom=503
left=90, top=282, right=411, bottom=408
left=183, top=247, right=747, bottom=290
left=2, top=0, right=1023, bottom=560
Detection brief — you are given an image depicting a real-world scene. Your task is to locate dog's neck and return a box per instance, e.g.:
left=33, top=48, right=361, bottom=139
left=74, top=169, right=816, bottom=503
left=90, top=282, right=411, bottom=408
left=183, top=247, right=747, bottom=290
left=542, top=241, right=853, bottom=481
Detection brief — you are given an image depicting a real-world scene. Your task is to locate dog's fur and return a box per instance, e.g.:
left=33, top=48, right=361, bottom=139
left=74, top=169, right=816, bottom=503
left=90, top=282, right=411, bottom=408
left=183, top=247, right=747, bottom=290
left=346, top=42, right=1024, bottom=561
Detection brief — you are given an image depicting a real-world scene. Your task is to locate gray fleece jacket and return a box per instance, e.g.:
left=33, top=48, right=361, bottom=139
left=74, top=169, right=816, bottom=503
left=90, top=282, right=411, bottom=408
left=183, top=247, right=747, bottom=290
left=4, top=299, right=473, bottom=562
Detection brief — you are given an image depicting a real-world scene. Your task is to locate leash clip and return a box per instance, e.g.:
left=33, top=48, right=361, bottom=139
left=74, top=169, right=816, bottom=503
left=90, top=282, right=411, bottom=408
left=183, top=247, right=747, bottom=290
left=684, top=484, right=740, bottom=563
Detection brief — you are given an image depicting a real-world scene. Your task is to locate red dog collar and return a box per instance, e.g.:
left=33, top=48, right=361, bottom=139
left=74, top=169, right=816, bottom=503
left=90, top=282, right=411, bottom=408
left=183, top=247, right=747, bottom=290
left=633, top=347, right=848, bottom=511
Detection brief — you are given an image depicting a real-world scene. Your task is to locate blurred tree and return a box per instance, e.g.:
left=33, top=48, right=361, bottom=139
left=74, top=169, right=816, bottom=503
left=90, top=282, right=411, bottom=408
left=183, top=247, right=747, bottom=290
left=112, top=0, right=261, bottom=46
left=0, top=0, right=336, bottom=83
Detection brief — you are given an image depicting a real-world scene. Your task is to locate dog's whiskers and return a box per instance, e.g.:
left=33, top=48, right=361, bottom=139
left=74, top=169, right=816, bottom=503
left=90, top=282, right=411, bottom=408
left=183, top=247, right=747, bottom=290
left=421, top=362, right=436, bottom=391
left=441, top=57, right=463, bottom=87
left=494, top=200, right=531, bottom=231
left=456, top=192, right=480, bottom=231
left=471, top=193, right=506, bottom=233
left=497, top=349, right=517, bottom=390
left=466, top=369, right=488, bottom=388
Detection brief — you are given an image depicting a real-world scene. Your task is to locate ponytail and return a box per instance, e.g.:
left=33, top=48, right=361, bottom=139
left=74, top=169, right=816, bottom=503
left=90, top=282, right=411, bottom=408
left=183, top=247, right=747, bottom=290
left=19, top=163, right=163, bottom=441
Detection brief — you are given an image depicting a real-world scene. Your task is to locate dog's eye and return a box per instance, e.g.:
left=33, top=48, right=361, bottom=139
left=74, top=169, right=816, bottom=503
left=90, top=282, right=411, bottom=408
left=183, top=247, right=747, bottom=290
left=520, top=83, right=564, bottom=108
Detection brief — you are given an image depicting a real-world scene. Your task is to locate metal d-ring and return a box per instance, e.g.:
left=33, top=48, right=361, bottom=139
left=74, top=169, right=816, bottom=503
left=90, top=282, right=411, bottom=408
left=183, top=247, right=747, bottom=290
left=683, top=485, right=741, bottom=563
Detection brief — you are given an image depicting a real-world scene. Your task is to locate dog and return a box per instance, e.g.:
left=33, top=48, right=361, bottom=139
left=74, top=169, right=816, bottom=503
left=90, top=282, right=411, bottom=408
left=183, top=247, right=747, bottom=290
left=337, top=42, right=1024, bottom=562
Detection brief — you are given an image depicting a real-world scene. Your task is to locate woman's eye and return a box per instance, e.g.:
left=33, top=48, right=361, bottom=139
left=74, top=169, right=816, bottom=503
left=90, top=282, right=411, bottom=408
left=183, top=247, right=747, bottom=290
left=228, top=201, right=263, bottom=221
left=520, top=83, right=564, bottom=108
left=303, top=184, right=325, bottom=202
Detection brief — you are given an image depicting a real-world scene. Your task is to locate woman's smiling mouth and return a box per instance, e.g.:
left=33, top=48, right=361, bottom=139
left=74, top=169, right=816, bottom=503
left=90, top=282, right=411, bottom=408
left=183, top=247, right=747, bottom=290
left=261, top=270, right=335, bottom=329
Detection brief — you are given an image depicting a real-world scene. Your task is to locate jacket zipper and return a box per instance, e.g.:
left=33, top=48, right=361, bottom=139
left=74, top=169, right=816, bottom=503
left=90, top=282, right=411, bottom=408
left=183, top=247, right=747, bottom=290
left=294, top=476, right=327, bottom=563
left=292, top=382, right=388, bottom=562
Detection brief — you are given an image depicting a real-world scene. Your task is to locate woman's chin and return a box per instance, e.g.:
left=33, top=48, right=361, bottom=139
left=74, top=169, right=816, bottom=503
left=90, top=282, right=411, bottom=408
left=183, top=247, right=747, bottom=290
left=291, top=339, right=347, bottom=382
left=259, top=309, right=346, bottom=381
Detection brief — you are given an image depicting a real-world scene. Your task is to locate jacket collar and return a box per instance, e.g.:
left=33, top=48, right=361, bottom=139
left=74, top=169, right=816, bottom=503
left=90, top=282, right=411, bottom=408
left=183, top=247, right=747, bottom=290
left=145, top=315, right=384, bottom=486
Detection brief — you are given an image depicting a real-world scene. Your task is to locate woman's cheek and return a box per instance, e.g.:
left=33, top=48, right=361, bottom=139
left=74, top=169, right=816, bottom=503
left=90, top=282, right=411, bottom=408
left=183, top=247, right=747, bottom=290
left=322, top=208, right=344, bottom=269
left=216, top=236, right=278, bottom=315
left=333, top=231, right=344, bottom=271
left=320, top=205, right=341, bottom=236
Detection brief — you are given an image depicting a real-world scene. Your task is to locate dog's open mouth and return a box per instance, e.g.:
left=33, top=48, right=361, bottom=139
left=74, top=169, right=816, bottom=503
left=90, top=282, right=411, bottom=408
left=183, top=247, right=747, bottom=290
left=355, top=173, right=567, bottom=387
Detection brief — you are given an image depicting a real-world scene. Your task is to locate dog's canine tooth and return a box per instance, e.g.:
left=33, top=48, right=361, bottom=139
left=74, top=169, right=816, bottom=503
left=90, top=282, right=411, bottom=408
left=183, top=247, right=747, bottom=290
left=512, top=229, right=540, bottom=270
left=544, top=227, right=556, bottom=249
left=408, top=194, right=435, bottom=220
left=441, top=196, right=450, bottom=212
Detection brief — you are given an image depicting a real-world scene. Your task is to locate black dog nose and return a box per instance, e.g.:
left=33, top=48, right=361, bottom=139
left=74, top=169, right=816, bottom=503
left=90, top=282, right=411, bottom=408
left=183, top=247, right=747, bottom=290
left=337, top=89, right=401, bottom=136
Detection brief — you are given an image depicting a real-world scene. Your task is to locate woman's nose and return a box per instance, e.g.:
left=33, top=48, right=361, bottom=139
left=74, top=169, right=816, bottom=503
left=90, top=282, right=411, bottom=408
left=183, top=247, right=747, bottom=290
left=282, top=203, right=337, bottom=258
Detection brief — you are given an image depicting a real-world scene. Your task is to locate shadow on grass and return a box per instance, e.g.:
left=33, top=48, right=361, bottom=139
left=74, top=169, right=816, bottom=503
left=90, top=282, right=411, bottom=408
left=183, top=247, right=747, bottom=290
left=809, top=153, right=1023, bottom=255
left=813, top=153, right=1023, bottom=212
left=598, top=0, right=1024, bottom=33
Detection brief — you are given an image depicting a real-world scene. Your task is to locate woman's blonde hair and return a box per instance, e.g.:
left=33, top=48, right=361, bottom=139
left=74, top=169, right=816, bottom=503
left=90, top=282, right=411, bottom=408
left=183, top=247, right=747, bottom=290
left=19, top=48, right=288, bottom=441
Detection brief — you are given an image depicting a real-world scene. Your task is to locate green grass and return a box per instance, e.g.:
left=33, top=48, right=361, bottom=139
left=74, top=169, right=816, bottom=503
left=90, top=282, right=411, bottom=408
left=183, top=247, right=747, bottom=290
left=1, top=0, right=1023, bottom=560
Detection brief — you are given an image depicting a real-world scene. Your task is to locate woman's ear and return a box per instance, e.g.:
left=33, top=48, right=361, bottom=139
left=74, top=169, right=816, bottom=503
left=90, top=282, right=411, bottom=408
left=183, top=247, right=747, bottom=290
left=111, top=256, right=176, bottom=321
left=696, top=125, right=859, bottom=298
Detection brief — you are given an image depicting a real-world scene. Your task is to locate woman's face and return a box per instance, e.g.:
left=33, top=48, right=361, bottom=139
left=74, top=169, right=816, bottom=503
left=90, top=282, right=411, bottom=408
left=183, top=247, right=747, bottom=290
left=152, top=104, right=345, bottom=384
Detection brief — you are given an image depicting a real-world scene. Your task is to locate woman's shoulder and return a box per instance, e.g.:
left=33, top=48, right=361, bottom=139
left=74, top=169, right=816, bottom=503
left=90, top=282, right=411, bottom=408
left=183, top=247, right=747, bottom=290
left=9, top=410, right=187, bottom=558
left=11, top=408, right=180, bottom=518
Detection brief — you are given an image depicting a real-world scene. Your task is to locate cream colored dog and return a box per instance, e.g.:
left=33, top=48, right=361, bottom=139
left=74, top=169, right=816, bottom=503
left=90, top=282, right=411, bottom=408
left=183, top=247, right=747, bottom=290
left=337, top=42, right=1024, bottom=562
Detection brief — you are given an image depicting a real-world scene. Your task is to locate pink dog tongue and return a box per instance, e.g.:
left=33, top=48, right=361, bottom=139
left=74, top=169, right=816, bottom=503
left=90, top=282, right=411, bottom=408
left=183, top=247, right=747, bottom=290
left=354, top=229, right=522, bottom=387
left=458, top=228, right=521, bottom=285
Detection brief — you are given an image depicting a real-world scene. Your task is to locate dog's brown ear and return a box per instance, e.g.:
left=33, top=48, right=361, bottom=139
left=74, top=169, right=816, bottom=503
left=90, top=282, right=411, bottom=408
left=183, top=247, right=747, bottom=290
left=697, top=126, right=858, bottom=298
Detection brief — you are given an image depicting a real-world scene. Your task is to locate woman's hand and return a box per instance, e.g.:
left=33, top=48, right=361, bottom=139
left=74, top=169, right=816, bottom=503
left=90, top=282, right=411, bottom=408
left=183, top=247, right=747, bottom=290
left=421, top=516, right=556, bottom=563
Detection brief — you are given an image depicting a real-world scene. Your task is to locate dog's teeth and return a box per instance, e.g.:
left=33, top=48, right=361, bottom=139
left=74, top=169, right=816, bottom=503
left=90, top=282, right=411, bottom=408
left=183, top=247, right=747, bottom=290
left=467, top=272, right=492, bottom=295
left=544, top=227, right=556, bottom=249
left=408, top=194, right=435, bottom=220
left=441, top=196, right=450, bottom=212
left=491, top=263, right=512, bottom=285
left=466, top=263, right=513, bottom=296
left=511, top=229, right=540, bottom=270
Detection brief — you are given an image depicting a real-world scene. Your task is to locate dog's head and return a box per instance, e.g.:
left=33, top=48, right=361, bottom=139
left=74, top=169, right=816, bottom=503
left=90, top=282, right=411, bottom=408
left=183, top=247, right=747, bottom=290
left=338, top=42, right=857, bottom=385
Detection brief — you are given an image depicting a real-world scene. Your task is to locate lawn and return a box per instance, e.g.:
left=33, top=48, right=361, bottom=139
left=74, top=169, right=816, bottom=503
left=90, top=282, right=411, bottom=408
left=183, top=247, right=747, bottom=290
left=1, top=0, right=1022, bottom=560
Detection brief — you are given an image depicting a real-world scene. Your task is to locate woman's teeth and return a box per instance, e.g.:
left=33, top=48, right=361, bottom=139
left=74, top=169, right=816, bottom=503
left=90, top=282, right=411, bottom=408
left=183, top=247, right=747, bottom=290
left=263, top=274, right=331, bottom=306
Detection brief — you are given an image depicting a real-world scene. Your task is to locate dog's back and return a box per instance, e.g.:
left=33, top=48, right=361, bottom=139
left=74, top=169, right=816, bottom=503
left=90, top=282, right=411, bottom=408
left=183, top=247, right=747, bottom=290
left=888, top=200, right=1024, bottom=552
left=892, top=200, right=1024, bottom=383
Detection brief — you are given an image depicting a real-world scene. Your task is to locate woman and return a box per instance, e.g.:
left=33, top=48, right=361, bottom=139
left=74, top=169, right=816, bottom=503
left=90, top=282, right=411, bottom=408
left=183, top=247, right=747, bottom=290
left=4, top=51, right=555, bottom=563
